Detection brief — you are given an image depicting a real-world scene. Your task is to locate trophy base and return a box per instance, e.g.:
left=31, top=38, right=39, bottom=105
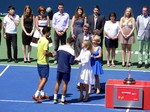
left=124, top=78, right=136, bottom=84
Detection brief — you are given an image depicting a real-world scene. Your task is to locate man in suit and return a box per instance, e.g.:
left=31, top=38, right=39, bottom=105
left=136, top=6, right=150, bottom=69
left=76, top=23, right=91, bottom=57
left=87, top=5, right=105, bottom=62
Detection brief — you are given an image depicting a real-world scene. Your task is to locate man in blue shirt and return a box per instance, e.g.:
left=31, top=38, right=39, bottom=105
left=53, top=38, right=74, bottom=105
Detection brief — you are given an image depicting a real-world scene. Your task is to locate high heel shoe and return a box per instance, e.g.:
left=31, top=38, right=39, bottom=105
left=77, top=95, right=84, bottom=102
left=83, top=97, right=90, bottom=102
left=24, top=61, right=27, bottom=63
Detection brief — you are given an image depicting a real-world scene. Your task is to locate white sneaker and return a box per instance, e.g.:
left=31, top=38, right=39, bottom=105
left=53, top=60, right=57, bottom=64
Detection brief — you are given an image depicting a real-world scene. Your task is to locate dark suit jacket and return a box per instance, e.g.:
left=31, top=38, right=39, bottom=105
left=75, top=33, right=92, bottom=57
left=87, top=14, right=105, bottom=38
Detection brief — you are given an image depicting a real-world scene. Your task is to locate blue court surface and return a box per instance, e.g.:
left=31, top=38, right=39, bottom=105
left=0, top=64, right=150, bottom=112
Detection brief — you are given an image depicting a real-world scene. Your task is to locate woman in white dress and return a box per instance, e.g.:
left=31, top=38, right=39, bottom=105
left=75, top=40, right=95, bottom=102
left=30, top=6, right=50, bottom=47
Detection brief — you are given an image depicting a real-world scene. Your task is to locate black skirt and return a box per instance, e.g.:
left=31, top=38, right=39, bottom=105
left=105, top=37, right=118, bottom=48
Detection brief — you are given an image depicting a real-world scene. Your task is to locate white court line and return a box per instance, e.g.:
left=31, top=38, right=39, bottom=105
left=0, top=99, right=105, bottom=107
left=0, top=65, right=10, bottom=77
left=0, top=64, right=149, bottom=73
left=126, top=109, right=130, bottom=112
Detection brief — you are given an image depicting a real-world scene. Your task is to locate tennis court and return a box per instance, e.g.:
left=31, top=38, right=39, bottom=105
left=0, top=64, right=149, bottom=112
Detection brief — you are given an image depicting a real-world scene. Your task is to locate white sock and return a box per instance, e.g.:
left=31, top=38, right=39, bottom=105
left=34, top=90, right=40, bottom=97
left=54, top=94, right=57, bottom=100
left=77, top=82, right=80, bottom=86
left=40, top=90, right=45, bottom=96
left=61, top=95, right=65, bottom=102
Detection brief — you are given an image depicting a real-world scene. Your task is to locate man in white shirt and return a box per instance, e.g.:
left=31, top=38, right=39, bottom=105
left=3, top=6, right=19, bottom=63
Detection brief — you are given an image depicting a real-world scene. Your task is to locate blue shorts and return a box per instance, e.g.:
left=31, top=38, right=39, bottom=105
left=37, top=64, right=49, bottom=78
left=57, top=71, right=70, bottom=82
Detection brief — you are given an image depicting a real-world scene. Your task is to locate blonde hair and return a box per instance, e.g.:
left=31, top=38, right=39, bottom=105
left=121, top=7, right=134, bottom=23
left=83, top=40, right=92, bottom=51
left=92, top=35, right=101, bottom=44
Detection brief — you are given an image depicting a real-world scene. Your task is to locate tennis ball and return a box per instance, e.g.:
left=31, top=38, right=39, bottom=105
left=46, top=7, right=52, bottom=13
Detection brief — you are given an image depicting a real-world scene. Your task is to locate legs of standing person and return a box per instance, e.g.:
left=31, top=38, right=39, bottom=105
left=78, top=83, right=84, bottom=101
left=121, top=44, right=126, bottom=66
left=60, top=32, right=66, bottom=45
left=12, top=34, right=18, bottom=63
left=22, top=45, right=31, bottom=63
left=22, top=44, right=27, bottom=62
left=106, top=48, right=110, bottom=66
left=6, top=33, right=12, bottom=61
left=126, top=44, right=132, bottom=67
left=137, top=40, right=143, bottom=67
left=99, top=38, right=103, bottom=63
left=88, top=84, right=91, bottom=94
left=33, top=64, right=49, bottom=103
left=54, top=80, right=62, bottom=102
left=54, top=32, right=59, bottom=52
left=54, top=72, right=70, bottom=104
left=144, top=41, right=150, bottom=68
left=27, top=45, right=31, bottom=62
left=84, top=84, right=89, bottom=101
left=95, top=75, right=100, bottom=94
left=54, top=32, right=59, bottom=63
left=61, top=81, right=68, bottom=102
left=111, top=48, right=116, bottom=66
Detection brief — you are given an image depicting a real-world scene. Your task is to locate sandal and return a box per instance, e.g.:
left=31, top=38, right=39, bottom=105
left=77, top=95, right=84, bottom=102
left=111, top=63, right=115, bottom=67
left=122, top=64, right=126, bottom=67
left=126, top=62, right=132, bottom=67
left=107, top=63, right=110, bottom=67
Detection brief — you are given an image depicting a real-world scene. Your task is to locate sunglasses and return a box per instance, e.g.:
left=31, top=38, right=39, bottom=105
left=40, top=9, right=45, bottom=11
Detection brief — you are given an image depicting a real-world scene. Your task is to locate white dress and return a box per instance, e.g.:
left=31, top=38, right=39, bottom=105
left=76, top=49, right=95, bottom=85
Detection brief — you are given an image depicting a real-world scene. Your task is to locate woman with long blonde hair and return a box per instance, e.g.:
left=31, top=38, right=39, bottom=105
left=119, top=7, right=135, bottom=67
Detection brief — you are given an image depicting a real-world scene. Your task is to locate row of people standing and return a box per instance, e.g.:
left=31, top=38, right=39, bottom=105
left=2, top=3, right=150, bottom=69
left=71, top=5, right=150, bottom=69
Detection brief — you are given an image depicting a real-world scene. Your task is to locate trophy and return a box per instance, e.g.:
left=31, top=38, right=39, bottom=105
left=124, top=69, right=136, bottom=84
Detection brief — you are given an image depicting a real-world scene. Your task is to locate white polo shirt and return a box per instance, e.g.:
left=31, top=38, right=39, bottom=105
left=4, top=14, right=19, bottom=34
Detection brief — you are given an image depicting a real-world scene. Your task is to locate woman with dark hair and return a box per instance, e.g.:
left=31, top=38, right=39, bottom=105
left=30, top=6, right=50, bottom=47
left=21, top=5, right=35, bottom=63
left=71, top=6, right=86, bottom=57
left=104, top=12, right=119, bottom=66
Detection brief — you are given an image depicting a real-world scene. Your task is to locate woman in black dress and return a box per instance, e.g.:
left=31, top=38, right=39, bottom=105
left=21, top=5, right=34, bottom=63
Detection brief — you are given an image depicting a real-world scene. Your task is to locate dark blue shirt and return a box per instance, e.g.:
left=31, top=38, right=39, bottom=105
left=57, top=45, right=75, bottom=73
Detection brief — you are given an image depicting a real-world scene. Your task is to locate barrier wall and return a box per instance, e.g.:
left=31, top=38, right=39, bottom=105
left=0, top=0, right=150, bottom=20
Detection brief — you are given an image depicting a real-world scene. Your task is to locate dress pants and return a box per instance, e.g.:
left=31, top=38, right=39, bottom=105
left=54, top=32, right=66, bottom=52
left=6, top=33, right=18, bottom=60
left=138, top=40, right=150, bottom=64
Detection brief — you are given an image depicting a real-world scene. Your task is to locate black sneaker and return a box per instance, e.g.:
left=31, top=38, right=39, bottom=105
left=7, top=58, right=12, bottom=62
left=59, top=100, right=70, bottom=105
left=14, top=59, right=18, bottom=63
left=145, top=64, right=149, bottom=69
left=137, top=64, right=142, bottom=68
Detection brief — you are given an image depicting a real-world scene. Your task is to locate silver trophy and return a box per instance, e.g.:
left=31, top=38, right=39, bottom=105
left=124, top=69, right=136, bottom=84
